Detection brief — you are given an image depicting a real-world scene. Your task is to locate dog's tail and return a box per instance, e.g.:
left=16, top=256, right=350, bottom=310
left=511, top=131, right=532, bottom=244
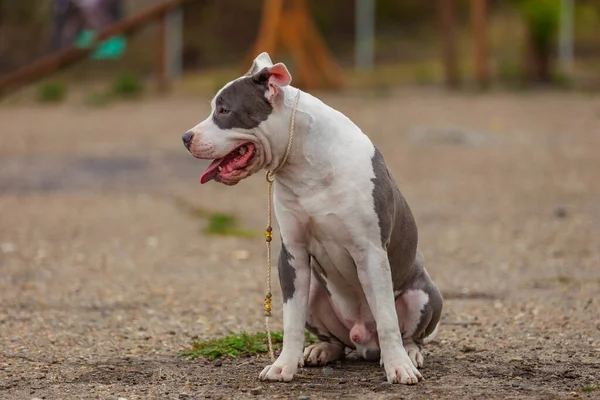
left=421, top=322, right=440, bottom=344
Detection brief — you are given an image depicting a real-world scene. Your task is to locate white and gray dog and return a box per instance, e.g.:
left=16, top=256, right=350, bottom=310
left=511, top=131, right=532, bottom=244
left=182, top=53, right=443, bottom=385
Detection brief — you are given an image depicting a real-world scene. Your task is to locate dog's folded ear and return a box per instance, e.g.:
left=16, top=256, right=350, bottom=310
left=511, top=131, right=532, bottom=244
left=246, top=52, right=274, bottom=76
left=265, top=63, right=292, bottom=87
left=254, top=62, right=292, bottom=101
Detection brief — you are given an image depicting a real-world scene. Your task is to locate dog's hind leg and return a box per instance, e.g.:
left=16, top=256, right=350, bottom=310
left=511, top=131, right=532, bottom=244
left=395, top=253, right=443, bottom=368
left=303, top=269, right=349, bottom=366
left=303, top=341, right=345, bottom=366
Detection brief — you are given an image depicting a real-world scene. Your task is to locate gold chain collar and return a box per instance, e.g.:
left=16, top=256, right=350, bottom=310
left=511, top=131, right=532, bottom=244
left=263, top=90, right=301, bottom=362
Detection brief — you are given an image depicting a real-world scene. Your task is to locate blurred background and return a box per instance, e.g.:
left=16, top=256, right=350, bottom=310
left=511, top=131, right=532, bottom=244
left=1, top=1, right=599, bottom=398
left=0, top=0, right=599, bottom=96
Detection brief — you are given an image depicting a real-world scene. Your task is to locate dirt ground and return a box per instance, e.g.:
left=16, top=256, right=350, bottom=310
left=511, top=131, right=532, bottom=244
left=1, top=88, right=599, bottom=400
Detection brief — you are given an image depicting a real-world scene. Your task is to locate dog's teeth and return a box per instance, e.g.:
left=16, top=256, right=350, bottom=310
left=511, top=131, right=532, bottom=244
left=239, top=146, right=247, bottom=155
left=218, top=166, right=223, bottom=172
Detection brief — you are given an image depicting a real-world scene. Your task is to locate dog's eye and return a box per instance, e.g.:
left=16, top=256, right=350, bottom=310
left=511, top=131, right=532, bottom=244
left=217, top=106, right=230, bottom=115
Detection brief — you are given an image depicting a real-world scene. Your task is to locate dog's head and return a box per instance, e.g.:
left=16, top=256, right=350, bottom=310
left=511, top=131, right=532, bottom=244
left=182, top=52, right=293, bottom=186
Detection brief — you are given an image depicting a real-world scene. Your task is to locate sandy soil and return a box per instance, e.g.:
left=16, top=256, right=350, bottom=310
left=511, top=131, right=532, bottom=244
left=1, top=88, right=599, bottom=399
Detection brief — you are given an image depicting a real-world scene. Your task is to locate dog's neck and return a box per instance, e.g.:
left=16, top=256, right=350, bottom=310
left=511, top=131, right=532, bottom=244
left=258, top=86, right=303, bottom=174
left=263, top=86, right=352, bottom=195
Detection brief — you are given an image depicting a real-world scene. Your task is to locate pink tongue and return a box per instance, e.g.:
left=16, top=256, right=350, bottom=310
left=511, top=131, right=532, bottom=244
left=200, top=158, right=224, bottom=184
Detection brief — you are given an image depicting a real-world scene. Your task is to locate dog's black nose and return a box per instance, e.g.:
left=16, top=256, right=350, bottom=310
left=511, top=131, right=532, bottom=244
left=182, top=131, right=194, bottom=149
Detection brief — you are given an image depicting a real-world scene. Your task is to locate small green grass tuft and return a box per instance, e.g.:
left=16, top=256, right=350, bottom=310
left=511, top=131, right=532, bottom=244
left=581, top=385, right=598, bottom=392
left=38, top=81, right=67, bottom=103
left=414, top=65, right=436, bottom=86
left=172, top=198, right=257, bottom=238
left=179, top=330, right=318, bottom=360
left=84, top=91, right=114, bottom=108
left=556, top=275, right=573, bottom=284
left=112, top=71, right=144, bottom=98
left=203, top=213, right=257, bottom=238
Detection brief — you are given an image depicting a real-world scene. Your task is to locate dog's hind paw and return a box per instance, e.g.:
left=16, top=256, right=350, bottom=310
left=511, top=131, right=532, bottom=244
left=303, top=342, right=344, bottom=366
left=404, top=342, right=424, bottom=368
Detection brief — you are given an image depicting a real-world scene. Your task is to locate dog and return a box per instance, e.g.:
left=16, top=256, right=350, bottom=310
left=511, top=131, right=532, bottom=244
left=182, top=52, right=443, bottom=385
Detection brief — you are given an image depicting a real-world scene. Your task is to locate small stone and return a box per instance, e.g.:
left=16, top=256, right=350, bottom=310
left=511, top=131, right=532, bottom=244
left=461, top=345, right=476, bottom=353
left=1, top=243, right=16, bottom=253
left=232, top=250, right=250, bottom=261
left=509, top=356, right=523, bottom=362
left=563, top=370, right=579, bottom=379
left=554, top=206, right=567, bottom=218
left=250, top=387, right=262, bottom=395
left=179, top=393, right=191, bottom=399
left=322, top=367, right=338, bottom=377
left=512, top=382, right=521, bottom=387
left=298, top=395, right=310, bottom=400
left=373, top=382, right=392, bottom=392
left=213, top=359, right=223, bottom=367
left=338, top=379, right=347, bottom=384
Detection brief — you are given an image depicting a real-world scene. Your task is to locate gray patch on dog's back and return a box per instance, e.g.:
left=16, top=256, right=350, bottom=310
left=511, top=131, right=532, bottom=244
left=371, top=148, right=394, bottom=247
left=213, top=68, right=273, bottom=130
left=370, top=146, right=418, bottom=289
left=279, top=243, right=296, bottom=302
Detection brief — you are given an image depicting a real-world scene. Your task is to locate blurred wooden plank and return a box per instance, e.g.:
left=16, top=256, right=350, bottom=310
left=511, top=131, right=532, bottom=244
left=0, top=0, right=195, bottom=96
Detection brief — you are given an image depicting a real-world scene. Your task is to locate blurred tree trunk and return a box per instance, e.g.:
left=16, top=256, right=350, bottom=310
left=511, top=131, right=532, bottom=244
left=437, top=0, right=459, bottom=88
left=519, top=0, right=560, bottom=84
left=526, top=32, right=551, bottom=83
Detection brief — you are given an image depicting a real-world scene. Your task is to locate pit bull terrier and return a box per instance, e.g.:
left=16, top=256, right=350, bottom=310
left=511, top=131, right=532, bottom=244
left=182, top=52, right=443, bottom=385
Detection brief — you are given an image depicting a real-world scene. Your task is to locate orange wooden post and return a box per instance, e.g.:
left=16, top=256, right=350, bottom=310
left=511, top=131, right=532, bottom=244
left=243, top=0, right=342, bottom=90
left=248, top=0, right=282, bottom=60
left=471, top=0, right=489, bottom=88
left=437, top=0, right=459, bottom=88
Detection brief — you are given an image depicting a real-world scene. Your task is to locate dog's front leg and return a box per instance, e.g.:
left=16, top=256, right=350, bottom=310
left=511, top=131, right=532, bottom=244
left=259, top=243, right=310, bottom=382
left=354, top=247, right=422, bottom=385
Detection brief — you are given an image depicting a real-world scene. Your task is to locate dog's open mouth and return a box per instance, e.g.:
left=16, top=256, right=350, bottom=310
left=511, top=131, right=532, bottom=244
left=199, top=143, right=257, bottom=184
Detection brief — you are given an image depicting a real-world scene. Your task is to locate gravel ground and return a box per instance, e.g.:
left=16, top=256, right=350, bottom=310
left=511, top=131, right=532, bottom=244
left=1, top=89, right=599, bottom=399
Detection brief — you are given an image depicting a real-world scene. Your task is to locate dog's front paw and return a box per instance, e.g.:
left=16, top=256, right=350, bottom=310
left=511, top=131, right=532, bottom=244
left=383, top=353, right=423, bottom=385
left=258, top=360, right=298, bottom=382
